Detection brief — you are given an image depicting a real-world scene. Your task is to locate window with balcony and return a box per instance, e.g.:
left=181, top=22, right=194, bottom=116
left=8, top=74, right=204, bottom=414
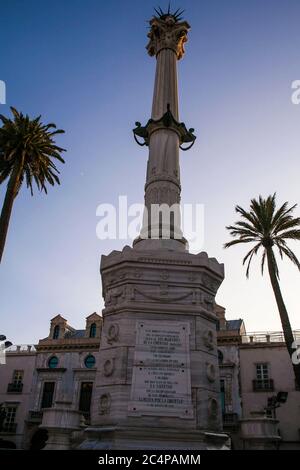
left=41, top=382, right=55, bottom=408
left=253, top=363, right=274, bottom=391
left=7, top=370, right=24, bottom=393
left=3, top=406, right=17, bottom=433
left=79, top=382, right=93, bottom=421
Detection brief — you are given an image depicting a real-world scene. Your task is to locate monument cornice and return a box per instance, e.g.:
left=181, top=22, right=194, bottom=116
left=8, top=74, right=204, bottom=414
left=100, top=246, right=224, bottom=278
left=101, top=302, right=219, bottom=323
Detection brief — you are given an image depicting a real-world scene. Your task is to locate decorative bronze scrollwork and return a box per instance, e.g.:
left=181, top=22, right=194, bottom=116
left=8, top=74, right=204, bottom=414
left=133, top=104, right=196, bottom=150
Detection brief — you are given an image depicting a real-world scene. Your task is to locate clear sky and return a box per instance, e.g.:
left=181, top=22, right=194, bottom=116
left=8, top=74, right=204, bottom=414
left=1, top=0, right=300, bottom=344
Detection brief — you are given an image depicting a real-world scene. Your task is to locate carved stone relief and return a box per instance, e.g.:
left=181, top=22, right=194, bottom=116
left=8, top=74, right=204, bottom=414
left=103, top=359, right=115, bottom=377
left=206, top=363, right=216, bottom=383
left=203, top=330, right=214, bottom=351
left=208, top=397, right=219, bottom=423
left=99, top=393, right=111, bottom=415
left=106, top=324, right=119, bottom=344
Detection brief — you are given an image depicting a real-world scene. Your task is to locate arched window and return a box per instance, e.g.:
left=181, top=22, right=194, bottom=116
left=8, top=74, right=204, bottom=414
left=84, top=355, right=96, bottom=369
left=53, top=325, right=60, bottom=339
left=48, top=356, right=58, bottom=369
left=89, top=323, right=97, bottom=338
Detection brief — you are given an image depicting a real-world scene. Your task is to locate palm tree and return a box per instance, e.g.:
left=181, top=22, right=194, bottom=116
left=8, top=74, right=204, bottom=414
left=225, top=194, right=300, bottom=389
left=0, top=107, right=65, bottom=263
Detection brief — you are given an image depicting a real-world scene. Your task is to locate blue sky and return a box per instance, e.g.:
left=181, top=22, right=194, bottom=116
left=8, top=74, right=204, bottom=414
left=1, top=0, right=300, bottom=344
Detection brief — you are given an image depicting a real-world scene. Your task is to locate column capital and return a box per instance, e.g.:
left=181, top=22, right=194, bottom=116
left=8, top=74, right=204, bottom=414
left=146, top=14, right=190, bottom=60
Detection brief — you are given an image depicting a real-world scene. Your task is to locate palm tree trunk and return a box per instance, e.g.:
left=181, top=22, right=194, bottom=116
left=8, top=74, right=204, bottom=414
left=0, top=163, right=22, bottom=263
left=266, top=247, right=300, bottom=389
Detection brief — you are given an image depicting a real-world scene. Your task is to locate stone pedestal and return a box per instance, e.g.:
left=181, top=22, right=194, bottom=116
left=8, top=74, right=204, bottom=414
left=79, top=246, right=229, bottom=449
left=80, top=427, right=230, bottom=450
left=240, top=412, right=281, bottom=450
left=40, top=402, right=81, bottom=450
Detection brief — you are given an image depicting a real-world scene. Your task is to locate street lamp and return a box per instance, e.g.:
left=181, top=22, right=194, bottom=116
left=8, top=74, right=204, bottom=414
left=0, top=334, right=12, bottom=349
left=266, top=391, right=288, bottom=419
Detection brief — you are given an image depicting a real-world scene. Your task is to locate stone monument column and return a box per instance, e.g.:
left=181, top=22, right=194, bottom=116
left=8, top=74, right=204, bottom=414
left=79, top=8, right=229, bottom=450
left=133, top=12, right=196, bottom=251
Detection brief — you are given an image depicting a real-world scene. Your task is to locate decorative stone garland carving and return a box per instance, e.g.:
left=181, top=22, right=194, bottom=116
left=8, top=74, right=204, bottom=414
left=160, top=270, right=169, bottom=280
left=105, top=287, right=127, bottom=306
left=204, top=294, right=214, bottom=311
left=202, top=274, right=219, bottom=294
left=134, top=285, right=195, bottom=303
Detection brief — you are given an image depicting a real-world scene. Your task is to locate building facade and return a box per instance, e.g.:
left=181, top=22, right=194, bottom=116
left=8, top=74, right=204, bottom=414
left=239, top=331, right=300, bottom=449
left=0, top=312, right=102, bottom=449
left=215, top=305, right=245, bottom=448
left=0, top=344, right=36, bottom=449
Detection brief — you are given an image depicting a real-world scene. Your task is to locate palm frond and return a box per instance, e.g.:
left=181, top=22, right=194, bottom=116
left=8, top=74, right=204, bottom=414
left=271, top=200, right=295, bottom=229
left=242, top=243, right=262, bottom=278
left=274, top=217, right=300, bottom=235
left=276, top=229, right=300, bottom=241
left=225, top=193, right=300, bottom=279
left=277, top=244, right=300, bottom=271
left=224, top=238, right=258, bottom=249
left=0, top=107, right=66, bottom=195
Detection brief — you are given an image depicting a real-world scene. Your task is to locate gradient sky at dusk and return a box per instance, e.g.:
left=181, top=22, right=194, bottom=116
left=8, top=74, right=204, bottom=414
left=1, top=0, right=300, bottom=344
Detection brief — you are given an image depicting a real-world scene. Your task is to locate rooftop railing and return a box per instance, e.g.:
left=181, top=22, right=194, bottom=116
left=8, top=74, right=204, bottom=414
left=241, top=330, right=300, bottom=344
left=5, top=344, right=36, bottom=353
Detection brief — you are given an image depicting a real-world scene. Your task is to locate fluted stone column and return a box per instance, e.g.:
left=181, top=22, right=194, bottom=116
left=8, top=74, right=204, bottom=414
left=151, top=48, right=179, bottom=120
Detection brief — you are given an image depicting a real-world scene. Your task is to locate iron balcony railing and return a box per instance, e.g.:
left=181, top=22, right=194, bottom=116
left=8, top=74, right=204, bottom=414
left=253, top=379, right=274, bottom=391
left=7, top=382, right=23, bottom=393
left=1, top=422, right=17, bottom=433
left=28, top=410, right=43, bottom=422
left=222, top=412, right=239, bottom=428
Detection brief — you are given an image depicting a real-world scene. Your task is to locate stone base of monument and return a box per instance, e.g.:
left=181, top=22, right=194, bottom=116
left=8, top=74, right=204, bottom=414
left=78, top=245, right=229, bottom=450
left=78, top=426, right=230, bottom=450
